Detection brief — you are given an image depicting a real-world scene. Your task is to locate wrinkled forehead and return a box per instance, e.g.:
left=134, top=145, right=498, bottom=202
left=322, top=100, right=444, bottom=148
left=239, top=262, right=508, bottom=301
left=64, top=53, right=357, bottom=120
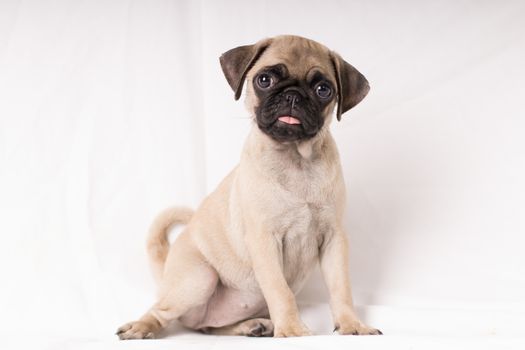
left=249, top=38, right=336, bottom=83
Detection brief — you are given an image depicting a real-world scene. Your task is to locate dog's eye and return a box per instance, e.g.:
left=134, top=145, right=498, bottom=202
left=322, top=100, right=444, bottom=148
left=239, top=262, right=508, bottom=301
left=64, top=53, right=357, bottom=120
left=256, top=74, right=273, bottom=89
left=315, top=84, right=332, bottom=99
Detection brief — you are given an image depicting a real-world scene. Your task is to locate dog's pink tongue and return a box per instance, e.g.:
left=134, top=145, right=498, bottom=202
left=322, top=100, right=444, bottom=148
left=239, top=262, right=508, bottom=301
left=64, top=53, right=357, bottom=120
left=278, top=116, right=301, bottom=125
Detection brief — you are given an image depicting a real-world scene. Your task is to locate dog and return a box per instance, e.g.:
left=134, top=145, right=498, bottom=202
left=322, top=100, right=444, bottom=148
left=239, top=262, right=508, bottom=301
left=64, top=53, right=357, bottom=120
left=116, top=35, right=381, bottom=339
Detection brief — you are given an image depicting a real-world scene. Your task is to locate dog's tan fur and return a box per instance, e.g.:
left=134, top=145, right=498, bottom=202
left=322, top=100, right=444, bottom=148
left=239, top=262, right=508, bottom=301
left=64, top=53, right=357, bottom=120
left=117, top=35, right=381, bottom=339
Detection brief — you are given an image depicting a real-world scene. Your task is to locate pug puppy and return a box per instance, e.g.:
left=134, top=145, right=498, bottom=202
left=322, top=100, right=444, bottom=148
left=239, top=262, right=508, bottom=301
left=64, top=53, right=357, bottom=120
left=117, top=35, right=381, bottom=339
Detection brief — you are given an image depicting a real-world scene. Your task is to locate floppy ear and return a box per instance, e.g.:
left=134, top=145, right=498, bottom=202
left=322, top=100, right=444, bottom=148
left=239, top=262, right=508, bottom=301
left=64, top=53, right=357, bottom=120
left=220, top=39, right=272, bottom=100
left=330, top=52, right=370, bottom=121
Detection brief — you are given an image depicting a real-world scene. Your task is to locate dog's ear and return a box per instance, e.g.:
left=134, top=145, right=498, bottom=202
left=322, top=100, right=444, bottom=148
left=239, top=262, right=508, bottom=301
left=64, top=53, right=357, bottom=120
left=330, top=52, right=370, bottom=121
left=220, top=39, right=272, bottom=100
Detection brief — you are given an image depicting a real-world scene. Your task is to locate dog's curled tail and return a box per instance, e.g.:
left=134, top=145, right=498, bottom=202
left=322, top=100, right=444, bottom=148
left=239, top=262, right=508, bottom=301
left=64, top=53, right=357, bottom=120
left=146, top=206, right=194, bottom=284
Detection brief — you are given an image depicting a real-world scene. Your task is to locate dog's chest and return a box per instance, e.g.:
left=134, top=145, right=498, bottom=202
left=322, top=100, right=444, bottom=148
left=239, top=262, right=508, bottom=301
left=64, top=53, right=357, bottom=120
left=277, top=202, right=332, bottom=292
left=247, top=140, right=341, bottom=292
left=272, top=156, right=336, bottom=291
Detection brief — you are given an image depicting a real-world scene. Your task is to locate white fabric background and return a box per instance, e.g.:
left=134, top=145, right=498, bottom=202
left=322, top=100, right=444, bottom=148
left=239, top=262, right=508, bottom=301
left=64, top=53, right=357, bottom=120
left=1, top=0, right=524, bottom=349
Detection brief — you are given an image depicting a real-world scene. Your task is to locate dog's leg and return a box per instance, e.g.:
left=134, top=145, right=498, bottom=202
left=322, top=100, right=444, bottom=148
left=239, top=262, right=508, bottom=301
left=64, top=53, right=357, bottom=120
left=116, top=233, right=218, bottom=340
left=319, top=228, right=382, bottom=335
left=245, top=232, right=311, bottom=337
left=201, top=318, right=274, bottom=336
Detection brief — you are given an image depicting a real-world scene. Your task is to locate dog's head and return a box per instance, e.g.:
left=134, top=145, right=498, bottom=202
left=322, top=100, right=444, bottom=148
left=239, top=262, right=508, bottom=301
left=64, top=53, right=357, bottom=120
left=220, top=35, right=369, bottom=142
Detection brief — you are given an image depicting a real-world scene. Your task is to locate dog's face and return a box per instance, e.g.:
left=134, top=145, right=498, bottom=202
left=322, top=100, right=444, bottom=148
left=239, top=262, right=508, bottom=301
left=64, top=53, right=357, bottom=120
left=250, top=59, right=335, bottom=142
left=220, top=35, right=370, bottom=142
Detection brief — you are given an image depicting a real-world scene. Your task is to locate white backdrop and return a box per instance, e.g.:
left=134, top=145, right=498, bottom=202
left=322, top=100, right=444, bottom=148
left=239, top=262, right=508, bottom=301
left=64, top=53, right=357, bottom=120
left=1, top=0, right=525, bottom=349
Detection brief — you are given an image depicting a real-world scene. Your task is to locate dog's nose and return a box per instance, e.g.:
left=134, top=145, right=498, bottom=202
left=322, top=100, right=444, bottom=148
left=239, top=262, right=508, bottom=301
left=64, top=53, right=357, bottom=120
left=284, top=91, right=301, bottom=108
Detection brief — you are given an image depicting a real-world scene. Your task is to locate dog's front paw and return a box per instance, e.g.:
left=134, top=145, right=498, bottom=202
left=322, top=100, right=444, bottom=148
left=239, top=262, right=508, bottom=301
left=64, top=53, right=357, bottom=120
left=274, top=320, right=312, bottom=337
left=116, top=321, right=156, bottom=340
left=334, top=320, right=382, bottom=336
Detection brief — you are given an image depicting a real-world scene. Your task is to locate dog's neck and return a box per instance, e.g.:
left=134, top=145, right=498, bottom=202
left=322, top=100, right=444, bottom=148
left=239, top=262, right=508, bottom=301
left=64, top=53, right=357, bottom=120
left=242, top=125, right=341, bottom=203
left=246, top=125, right=331, bottom=163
